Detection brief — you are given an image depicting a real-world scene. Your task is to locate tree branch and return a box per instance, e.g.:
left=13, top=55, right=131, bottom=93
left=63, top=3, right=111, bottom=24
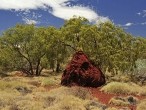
left=60, top=41, right=76, bottom=51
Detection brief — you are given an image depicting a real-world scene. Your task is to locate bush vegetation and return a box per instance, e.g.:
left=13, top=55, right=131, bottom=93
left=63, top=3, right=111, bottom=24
left=0, top=17, right=146, bottom=77
left=0, top=16, right=146, bottom=110
left=0, top=75, right=109, bottom=110
left=109, top=96, right=138, bottom=106
left=101, top=82, right=146, bottom=95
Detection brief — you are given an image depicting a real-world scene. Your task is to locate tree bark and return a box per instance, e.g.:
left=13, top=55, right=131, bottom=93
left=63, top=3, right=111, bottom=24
left=56, top=62, right=60, bottom=73
left=14, top=47, right=34, bottom=75
left=36, top=59, right=41, bottom=76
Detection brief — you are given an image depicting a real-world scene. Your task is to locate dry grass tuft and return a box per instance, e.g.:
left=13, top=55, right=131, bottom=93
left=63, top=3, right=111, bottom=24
left=109, top=97, right=129, bottom=106
left=105, top=107, right=118, bottom=110
left=101, top=82, right=146, bottom=96
left=0, top=79, right=103, bottom=110
left=40, top=75, right=61, bottom=86
left=47, top=86, right=92, bottom=100
left=2, top=72, right=145, bottom=110
left=108, top=96, right=138, bottom=106
left=46, top=95, right=86, bottom=110
left=137, top=99, right=146, bottom=110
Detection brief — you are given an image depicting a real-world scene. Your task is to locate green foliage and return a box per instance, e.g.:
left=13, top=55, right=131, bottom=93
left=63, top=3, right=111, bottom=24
left=0, top=24, right=50, bottom=75
left=0, top=16, right=146, bottom=76
left=136, top=59, right=146, bottom=70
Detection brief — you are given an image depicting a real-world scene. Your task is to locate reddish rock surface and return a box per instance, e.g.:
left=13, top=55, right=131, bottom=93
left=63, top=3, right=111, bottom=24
left=61, top=51, right=105, bottom=87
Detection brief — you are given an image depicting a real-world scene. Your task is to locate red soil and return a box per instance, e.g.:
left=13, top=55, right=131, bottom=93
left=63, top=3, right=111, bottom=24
left=89, top=87, right=146, bottom=110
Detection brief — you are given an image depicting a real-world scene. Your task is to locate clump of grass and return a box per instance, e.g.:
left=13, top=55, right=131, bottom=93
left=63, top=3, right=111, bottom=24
left=0, top=91, right=20, bottom=109
left=109, top=97, right=129, bottom=106
left=41, top=77, right=59, bottom=86
left=15, top=100, right=45, bottom=110
left=40, top=75, right=61, bottom=86
left=101, top=82, right=132, bottom=94
left=85, top=99, right=107, bottom=110
left=0, top=83, right=107, bottom=110
left=105, top=107, right=118, bottom=110
left=45, top=86, right=107, bottom=110
left=0, top=80, right=34, bottom=91
left=138, top=86, right=146, bottom=96
left=109, top=95, right=138, bottom=106
left=109, top=75, right=131, bottom=83
left=70, top=87, right=92, bottom=100
left=47, top=86, right=105, bottom=110
left=46, top=95, right=86, bottom=110
left=137, top=99, right=146, bottom=110
left=48, top=86, right=92, bottom=100
left=100, top=82, right=145, bottom=95
left=0, top=75, right=105, bottom=110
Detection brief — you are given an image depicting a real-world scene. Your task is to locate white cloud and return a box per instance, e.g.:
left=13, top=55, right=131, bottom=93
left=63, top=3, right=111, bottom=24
left=0, top=0, right=109, bottom=23
left=137, top=12, right=141, bottom=15
left=52, top=6, right=98, bottom=22
left=14, top=10, right=42, bottom=25
left=141, top=22, right=146, bottom=25
left=22, top=18, right=39, bottom=25
left=136, top=10, right=146, bottom=26
left=143, top=10, right=146, bottom=13
left=96, top=17, right=110, bottom=25
left=124, top=22, right=133, bottom=27
left=137, top=10, right=146, bottom=17
left=143, top=10, right=146, bottom=17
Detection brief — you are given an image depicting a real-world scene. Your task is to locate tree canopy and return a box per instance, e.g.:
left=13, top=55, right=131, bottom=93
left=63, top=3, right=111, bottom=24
left=0, top=17, right=146, bottom=76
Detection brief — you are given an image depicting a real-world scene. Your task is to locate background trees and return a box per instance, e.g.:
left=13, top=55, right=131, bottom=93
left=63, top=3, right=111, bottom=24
left=0, top=25, right=51, bottom=76
left=0, top=17, right=146, bottom=76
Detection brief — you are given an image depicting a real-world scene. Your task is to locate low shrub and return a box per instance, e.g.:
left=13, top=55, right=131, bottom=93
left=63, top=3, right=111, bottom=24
left=40, top=75, right=61, bottom=86
left=109, top=97, right=129, bottom=106
left=109, top=96, right=138, bottom=106
left=100, top=82, right=146, bottom=95
left=46, top=95, right=86, bottom=110
left=47, top=86, right=92, bottom=100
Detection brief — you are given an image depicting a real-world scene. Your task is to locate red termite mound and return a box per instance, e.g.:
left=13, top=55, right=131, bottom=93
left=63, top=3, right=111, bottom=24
left=61, top=51, right=106, bottom=87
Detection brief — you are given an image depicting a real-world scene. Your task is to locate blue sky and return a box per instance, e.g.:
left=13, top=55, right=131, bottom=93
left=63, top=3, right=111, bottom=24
left=0, top=0, right=146, bottom=37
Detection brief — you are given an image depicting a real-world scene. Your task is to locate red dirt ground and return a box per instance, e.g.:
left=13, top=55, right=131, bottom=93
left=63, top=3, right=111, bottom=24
left=89, top=87, right=146, bottom=110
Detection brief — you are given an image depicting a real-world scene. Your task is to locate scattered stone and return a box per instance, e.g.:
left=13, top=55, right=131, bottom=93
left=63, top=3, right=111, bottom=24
left=126, top=96, right=139, bottom=105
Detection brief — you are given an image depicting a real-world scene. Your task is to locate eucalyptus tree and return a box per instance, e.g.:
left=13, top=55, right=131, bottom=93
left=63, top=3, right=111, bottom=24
left=130, top=37, right=146, bottom=69
left=0, top=17, right=146, bottom=76
left=61, top=16, right=90, bottom=51
left=94, top=22, right=120, bottom=73
left=60, top=17, right=133, bottom=73
left=96, top=22, right=146, bottom=74
left=46, top=27, right=68, bottom=72
left=80, top=21, right=139, bottom=74
left=0, top=24, right=50, bottom=76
